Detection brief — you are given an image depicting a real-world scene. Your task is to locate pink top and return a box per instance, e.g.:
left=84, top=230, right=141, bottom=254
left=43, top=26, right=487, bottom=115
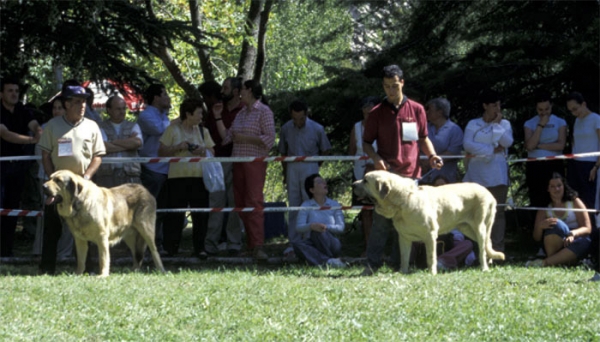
left=223, top=100, right=275, bottom=157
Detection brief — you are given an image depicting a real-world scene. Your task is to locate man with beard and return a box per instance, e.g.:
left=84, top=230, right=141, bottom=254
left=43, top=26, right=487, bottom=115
left=202, top=77, right=245, bottom=256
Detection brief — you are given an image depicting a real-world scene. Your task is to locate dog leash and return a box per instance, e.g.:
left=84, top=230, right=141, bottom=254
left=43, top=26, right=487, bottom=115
left=415, top=168, right=436, bottom=186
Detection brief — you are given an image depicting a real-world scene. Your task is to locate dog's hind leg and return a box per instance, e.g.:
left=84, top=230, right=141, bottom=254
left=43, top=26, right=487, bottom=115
left=476, top=225, right=489, bottom=271
left=74, top=237, right=89, bottom=275
left=398, top=235, right=413, bottom=274
left=123, top=233, right=143, bottom=271
left=137, top=224, right=165, bottom=273
left=146, top=240, right=165, bottom=273
left=134, top=234, right=147, bottom=270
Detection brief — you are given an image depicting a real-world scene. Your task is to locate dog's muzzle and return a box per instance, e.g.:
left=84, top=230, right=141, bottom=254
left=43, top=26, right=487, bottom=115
left=42, top=184, right=62, bottom=205
left=352, top=181, right=373, bottom=204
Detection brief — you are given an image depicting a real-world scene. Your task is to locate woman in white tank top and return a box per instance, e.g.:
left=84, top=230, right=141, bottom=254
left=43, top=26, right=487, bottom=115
left=528, top=173, right=592, bottom=267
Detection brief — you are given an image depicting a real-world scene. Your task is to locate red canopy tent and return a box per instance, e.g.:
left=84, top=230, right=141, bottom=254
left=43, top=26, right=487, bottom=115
left=81, top=80, right=144, bottom=113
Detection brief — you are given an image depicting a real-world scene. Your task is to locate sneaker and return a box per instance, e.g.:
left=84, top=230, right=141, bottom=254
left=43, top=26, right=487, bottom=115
left=360, top=266, right=376, bottom=276
left=194, top=251, right=208, bottom=260
left=437, top=261, right=448, bottom=272
left=253, top=248, right=268, bottom=261
left=228, top=249, right=241, bottom=257
left=283, top=248, right=298, bottom=263
left=589, top=272, right=600, bottom=282
left=526, top=259, right=545, bottom=268
left=536, top=247, right=546, bottom=257
left=581, top=258, right=594, bottom=270
left=326, top=258, right=346, bottom=268
left=465, top=251, right=476, bottom=266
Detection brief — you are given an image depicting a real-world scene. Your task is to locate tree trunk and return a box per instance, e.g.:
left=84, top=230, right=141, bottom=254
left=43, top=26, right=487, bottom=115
left=237, top=0, right=264, bottom=81
left=188, top=0, right=215, bottom=82
left=253, top=0, right=273, bottom=84
left=144, top=0, right=201, bottom=99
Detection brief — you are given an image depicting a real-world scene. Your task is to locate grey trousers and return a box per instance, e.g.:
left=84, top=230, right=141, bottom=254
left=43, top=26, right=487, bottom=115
left=205, top=162, right=243, bottom=253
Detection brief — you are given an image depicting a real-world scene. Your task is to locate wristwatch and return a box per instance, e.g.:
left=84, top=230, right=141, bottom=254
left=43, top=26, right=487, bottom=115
left=83, top=175, right=90, bottom=180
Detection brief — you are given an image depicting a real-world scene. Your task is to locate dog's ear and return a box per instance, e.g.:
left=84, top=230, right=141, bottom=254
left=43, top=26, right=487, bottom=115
left=378, top=181, right=391, bottom=200
left=66, top=178, right=78, bottom=198
left=66, top=176, right=83, bottom=211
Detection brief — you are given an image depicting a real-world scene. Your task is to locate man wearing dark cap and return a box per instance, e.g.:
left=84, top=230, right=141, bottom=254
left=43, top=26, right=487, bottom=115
left=38, top=85, right=106, bottom=274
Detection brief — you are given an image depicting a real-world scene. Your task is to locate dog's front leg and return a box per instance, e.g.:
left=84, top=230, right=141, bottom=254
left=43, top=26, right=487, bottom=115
left=398, top=236, right=412, bottom=274
left=424, top=236, right=437, bottom=275
left=74, top=238, right=88, bottom=275
left=97, top=238, right=111, bottom=277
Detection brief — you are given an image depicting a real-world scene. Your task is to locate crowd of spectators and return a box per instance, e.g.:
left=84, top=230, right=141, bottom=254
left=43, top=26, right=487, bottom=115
left=0, top=65, right=598, bottom=280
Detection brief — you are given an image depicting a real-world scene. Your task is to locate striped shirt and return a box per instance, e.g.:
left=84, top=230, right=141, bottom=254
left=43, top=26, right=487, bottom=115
left=223, top=100, right=275, bottom=157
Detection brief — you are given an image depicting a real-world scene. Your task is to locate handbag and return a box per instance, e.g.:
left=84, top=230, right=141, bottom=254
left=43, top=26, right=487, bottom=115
left=198, top=126, right=225, bottom=193
left=202, top=149, right=225, bottom=193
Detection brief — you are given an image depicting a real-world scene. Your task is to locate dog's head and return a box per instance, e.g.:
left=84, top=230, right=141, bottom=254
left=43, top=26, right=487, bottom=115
left=352, top=170, right=416, bottom=218
left=352, top=170, right=394, bottom=204
left=43, top=170, right=84, bottom=217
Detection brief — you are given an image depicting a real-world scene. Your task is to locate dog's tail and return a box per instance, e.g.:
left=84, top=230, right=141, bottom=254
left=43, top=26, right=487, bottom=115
left=486, top=243, right=505, bottom=261
left=485, top=197, right=504, bottom=261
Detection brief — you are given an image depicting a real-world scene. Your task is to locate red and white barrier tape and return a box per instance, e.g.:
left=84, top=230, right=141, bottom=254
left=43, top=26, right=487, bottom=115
left=502, top=205, right=598, bottom=213
left=0, top=209, right=43, bottom=217
left=2, top=151, right=599, bottom=163
left=4, top=205, right=596, bottom=216
left=0, top=206, right=372, bottom=216
left=154, top=205, right=374, bottom=213
left=509, top=152, right=600, bottom=163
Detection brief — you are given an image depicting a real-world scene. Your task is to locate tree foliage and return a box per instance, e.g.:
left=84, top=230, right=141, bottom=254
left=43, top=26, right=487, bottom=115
left=0, top=0, right=204, bottom=95
left=0, top=0, right=274, bottom=104
left=268, top=0, right=599, bottom=203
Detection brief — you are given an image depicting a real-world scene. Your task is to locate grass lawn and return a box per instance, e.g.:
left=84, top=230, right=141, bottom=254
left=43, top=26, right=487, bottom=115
left=1, top=263, right=599, bottom=341
left=2, top=220, right=599, bottom=341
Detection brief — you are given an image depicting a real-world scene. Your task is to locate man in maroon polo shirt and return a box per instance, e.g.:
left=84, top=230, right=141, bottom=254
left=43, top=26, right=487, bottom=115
left=201, top=77, right=245, bottom=256
left=361, top=64, right=443, bottom=276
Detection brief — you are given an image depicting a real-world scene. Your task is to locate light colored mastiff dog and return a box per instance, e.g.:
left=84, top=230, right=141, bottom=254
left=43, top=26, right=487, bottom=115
left=43, top=170, right=165, bottom=276
left=353, top=170, right=504, bottom=274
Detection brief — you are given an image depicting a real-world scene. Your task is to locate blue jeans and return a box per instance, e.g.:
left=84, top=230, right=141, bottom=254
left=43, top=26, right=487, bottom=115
left=140, top=166, right=167, bottom=250
left=293, top=230, right=341, bottom=266
left=544, top=219, right=592, bottom=259
left=365, top=211, right=400, bottom=270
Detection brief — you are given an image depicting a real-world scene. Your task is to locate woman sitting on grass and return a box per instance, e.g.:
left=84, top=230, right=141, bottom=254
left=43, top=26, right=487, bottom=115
left=293, top=174, right=346, bottom=268
left=527, top=172, right=592, bottom=267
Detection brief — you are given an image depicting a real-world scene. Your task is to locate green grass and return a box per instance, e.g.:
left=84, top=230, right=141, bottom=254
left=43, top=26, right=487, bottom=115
left=1, top=264, right=599, bottom=341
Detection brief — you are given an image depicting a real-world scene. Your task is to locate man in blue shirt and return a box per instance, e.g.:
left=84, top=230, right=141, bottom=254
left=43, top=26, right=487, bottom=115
left=421, top=97, right=463, bottom=184
left=138, top=84, right=171, bottom=253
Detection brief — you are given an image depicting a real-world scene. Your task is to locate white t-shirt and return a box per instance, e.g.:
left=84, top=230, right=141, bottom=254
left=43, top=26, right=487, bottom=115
left=573, top=112, right=600, bottom=162
left=463, top=118, right=513, bottom=187
left=523, top=114, right=567, bottom=158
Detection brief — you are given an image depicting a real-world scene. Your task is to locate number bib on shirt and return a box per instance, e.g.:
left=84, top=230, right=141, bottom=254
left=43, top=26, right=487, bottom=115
left=57, top=138, right=74, bottom=157
left=402, top=122, right=418, bottom=141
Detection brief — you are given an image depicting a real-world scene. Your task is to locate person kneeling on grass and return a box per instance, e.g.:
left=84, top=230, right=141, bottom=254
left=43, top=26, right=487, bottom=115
left=527, top=172, right=592, bottom=267
left=292, top=174, right=346, bottom=268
